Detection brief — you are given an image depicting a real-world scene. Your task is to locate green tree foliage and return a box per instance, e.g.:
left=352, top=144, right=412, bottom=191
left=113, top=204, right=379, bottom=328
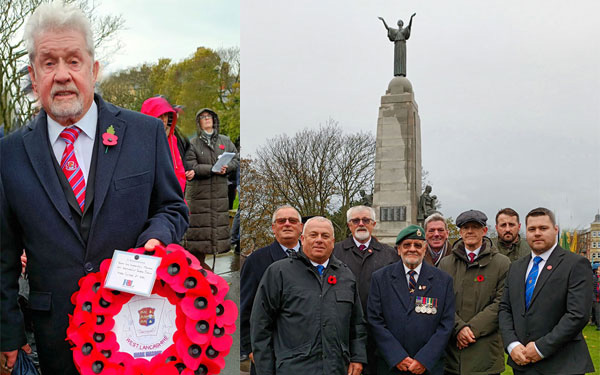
left=446, top=217, right=460, bottom=245
left=98, top=47, right=240, bottom=141
left=0, top=0, right=124, bottom=135
left=99, top=63, right=155, bottom=112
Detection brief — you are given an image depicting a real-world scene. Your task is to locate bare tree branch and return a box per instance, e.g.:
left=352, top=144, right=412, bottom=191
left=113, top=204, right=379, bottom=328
left=243, top=120, right=376, bottom=248
left=0, top=0, right=124, bottom=135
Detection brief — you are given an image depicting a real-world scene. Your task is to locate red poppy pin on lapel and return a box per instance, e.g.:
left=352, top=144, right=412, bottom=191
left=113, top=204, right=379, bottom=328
left=547, top=265, right=552, bottom=270
left=328, top=275, right=337, bottom=285
left=102, top=125, right=118, bottom=153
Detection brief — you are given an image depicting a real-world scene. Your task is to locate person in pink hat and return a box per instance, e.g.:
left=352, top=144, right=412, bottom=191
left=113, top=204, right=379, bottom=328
left=141, top=95, right=193, bottom=195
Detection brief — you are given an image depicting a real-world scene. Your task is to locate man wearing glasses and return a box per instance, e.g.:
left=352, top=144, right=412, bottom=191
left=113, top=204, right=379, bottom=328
left=333, top=205, right=400, bottom=375
left=240, top=205, right=303, bottom=375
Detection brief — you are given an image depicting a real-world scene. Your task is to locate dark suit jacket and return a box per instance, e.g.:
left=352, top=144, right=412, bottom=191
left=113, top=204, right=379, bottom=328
left=368, top=261, right=455, bottom=375
left=333, top=236, right=400, bottom=375
left=333, top=236, right=400, bottom=314
left=0, top=95, right=188, bottom=374
left=240, top=241, right=289, bottom=356
left=498, top=246, right=595, bottom=374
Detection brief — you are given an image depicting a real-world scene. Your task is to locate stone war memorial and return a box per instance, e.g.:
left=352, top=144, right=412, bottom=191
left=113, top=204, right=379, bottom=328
left=373, top=13, right=424, bottom=245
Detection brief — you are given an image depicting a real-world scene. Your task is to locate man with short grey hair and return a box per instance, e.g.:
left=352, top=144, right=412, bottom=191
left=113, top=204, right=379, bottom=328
left=0, top=2, right=188, bottom=373
left=333, top=205, right=398, bottom=374
left=240, top=205, right=303, bottom=374
left=252, top=216, right=367, bottom=374
left=423, top=213, right=452, bottom=267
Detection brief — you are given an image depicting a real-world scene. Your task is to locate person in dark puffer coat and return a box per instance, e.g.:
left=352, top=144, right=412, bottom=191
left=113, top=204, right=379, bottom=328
left=184, top=108, right=238, bottom=267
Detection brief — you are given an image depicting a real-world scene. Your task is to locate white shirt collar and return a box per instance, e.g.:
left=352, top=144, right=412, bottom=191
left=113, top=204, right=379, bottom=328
left=47, top=101, right=98, bottom=143
left=353, top=237, right=371, bottom=249
left=466, top=246, right=482, bottom=259
left=403, top=262, right=423, bottom=276
left=530, top=242, right=557, bottom=262
left=279, top=242, right=300, bottom=254
left=310, top=259, right=330, bottom=268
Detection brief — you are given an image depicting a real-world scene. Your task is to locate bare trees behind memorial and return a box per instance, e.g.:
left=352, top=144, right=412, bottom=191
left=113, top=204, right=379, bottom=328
left=241, top=120, right=375, bottom=251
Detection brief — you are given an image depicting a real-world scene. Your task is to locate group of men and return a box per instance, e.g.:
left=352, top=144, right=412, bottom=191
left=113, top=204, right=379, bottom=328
left=241, top=205, right=596, bottom=375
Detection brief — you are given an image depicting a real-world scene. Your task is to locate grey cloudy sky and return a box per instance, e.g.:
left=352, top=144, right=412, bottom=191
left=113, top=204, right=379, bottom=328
left=241, top=0, right=600, bottom=229
left=97, top=0, right=239, bottom=75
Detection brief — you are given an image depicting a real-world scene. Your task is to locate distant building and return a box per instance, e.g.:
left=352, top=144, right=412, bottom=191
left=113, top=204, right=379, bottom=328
left=590, top=214, right=600, bottom=264
left=575, top=213, right=600, bottom=265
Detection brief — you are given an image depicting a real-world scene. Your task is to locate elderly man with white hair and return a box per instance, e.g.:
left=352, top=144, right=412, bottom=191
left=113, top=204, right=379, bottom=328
left=333, top=205, right=399, bottom=375
left=0, top=2, right=188, bottom=373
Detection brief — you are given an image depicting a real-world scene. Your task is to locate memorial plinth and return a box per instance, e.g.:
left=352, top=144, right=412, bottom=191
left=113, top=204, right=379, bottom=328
left=373, top=76, right=422, bottom=246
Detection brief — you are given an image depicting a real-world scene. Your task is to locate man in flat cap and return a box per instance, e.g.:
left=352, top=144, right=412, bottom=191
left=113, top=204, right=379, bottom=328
left=439, top=210, right=511, bottom=375
left=368, top=225, right=455, bottom=375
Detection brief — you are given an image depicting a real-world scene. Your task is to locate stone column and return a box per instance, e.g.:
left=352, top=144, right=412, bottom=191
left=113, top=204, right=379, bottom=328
left=373, top=76, right=422, bottom=246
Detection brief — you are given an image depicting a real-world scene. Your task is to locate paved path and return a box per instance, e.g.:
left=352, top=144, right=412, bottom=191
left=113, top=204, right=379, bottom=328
left=209, top=251, right=241, bottom=375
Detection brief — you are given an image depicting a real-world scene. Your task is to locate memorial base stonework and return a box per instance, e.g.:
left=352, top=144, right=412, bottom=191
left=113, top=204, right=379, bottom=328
left=373, top=77, right=422, bottom=246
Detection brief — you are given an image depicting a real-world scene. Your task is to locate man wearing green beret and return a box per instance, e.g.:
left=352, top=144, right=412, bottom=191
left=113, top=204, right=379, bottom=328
left=367, top=225, right=455, bottom=375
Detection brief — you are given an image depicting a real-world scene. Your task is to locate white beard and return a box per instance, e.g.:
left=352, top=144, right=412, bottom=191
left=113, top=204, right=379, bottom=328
left=354, top=229, right=371, bottom=242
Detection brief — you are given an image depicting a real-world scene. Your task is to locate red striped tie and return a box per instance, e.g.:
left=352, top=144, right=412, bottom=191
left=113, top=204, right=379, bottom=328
left=59, top=126, right=86, bottom=211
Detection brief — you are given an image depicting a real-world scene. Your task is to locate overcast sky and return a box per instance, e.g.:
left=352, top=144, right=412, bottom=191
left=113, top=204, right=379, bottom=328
left=241, top=0, right=600, bottom=229
left=97, top=0, right=239, bottom=75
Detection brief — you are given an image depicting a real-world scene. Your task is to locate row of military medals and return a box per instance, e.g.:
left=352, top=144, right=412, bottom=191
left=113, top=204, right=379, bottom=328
left=415, top=296, right=437, bottom=314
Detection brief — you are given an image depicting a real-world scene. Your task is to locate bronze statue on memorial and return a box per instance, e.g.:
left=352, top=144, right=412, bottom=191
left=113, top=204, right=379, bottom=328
left=417, top=185, right=439, bottom=224
left=378, top=13, right=416, bottom=77
left=358, top=190, right=373, bottom=207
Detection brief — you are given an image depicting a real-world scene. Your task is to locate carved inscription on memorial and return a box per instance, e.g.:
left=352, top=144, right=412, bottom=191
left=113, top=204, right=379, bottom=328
left=380, top=206, right=406, bottom=222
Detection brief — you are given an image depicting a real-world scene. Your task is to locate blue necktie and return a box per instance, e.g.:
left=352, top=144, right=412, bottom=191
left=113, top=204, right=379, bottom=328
left=525, top=256, right=543, bottom=309
left=316, top=264, right=325, bottom=276
left=285, top=249, right=295, bottom=257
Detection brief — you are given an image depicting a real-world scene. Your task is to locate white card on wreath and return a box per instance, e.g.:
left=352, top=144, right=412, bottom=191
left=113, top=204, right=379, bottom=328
left=104, top=250, right=161, bottom=296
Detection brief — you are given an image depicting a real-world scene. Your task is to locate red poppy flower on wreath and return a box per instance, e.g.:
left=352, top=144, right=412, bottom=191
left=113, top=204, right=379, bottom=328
left=67, top=244, right=237, bottom=375
left=219, top=144, right=225, bottom=150
left=475, top=275, right=485, bottom=282
left=328, top=275, right=337, bottom=285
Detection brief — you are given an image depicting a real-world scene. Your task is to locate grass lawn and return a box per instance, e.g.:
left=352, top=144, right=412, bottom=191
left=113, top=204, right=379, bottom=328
left=501, top=324, right=600, bottom=375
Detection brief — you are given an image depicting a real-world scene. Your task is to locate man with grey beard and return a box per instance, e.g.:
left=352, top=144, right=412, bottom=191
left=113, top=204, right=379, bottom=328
left=334, top=205, right=400, bottom=375
left=0, top=3, right=187, bottom=373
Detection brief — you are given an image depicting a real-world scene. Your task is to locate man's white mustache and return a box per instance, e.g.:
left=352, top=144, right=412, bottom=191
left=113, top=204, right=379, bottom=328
left=51, top=85, right=79, bottom=97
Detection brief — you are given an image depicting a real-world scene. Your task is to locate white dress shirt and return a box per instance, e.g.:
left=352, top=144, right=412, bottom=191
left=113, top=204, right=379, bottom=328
left=353, top=237, right=371, bottom=249
left=506, top=243, right=557, bottom=358
left=310, top=259, right=330, bottom=268
left=47, top=101, right=98, bottom=183
left=279, top=242, right=301, bottom=255
left=466, top=246, right=481, bottom=261
left=403, top=263, right=423, bottom=285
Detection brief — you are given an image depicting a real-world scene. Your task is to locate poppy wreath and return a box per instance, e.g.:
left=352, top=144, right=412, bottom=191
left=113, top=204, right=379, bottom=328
left=66, top=243, right=237, bottom=375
